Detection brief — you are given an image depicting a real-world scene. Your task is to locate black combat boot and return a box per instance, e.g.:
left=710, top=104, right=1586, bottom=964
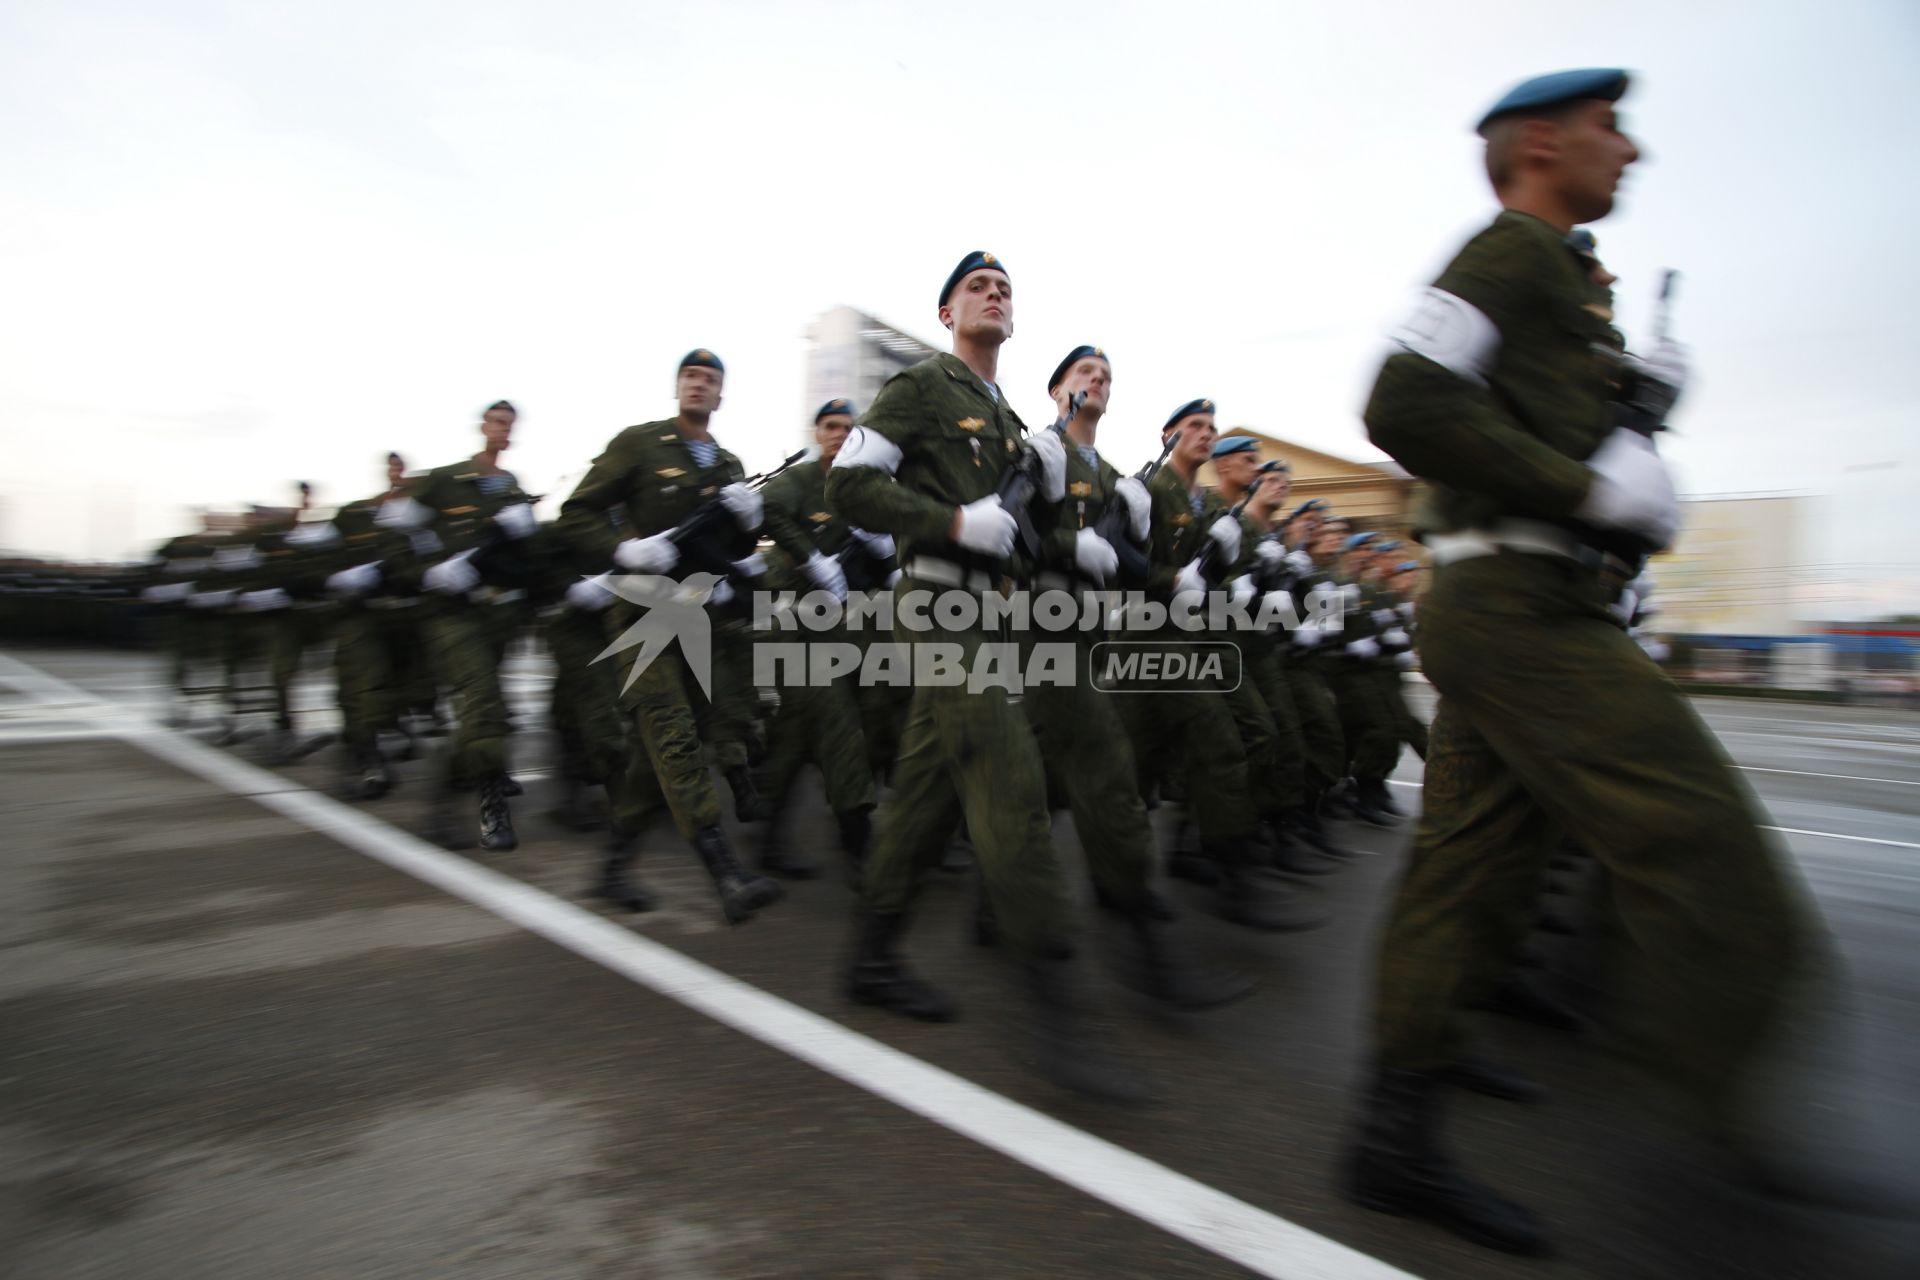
left=479, top=774, right=518, bottom=852
left=591, top=830, right=656, bottom=913
left=1440, top=1055, right=1545, bottom=1102
left=500, top=774, right=524, bottom=798
left=692, top=825, right=781, bottom=924
left=757, top=800, right=818, bottom=881
left=723, top=765, right=764, bottom=822
left=1373, top=780, right=1407, bottom=817
left=343, top=745, right=392, bottom=802
left=1111, top=908, right=1255, bottom=1010
left=835, top=807, right=871, bottom=888
left=1204, top=841, right=1328, bottom=932
left=845, top=908, right=956, bottom=1021
left=1023, top=956, right=1157, bottom=1105
left=424, top=784, right=469, bottom=850
left=1265, top=817, right=1345, bottom=876
left=1291, top=805, right=1355, bottom=859
left=1350, top=779, right=1399, bottom=827
left=1344, top=1066, right=1547, bottom=1254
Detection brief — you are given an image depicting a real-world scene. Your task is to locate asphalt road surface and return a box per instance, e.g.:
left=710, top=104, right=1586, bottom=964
left=2, top=645, right=1916, bottom=1280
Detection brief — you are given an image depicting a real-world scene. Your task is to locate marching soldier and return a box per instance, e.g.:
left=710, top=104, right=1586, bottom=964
left=556, top=350, right=783, bottom=926
left=827, top=252, right=1152, bottom=1100
left=1345, top=69, right=1816, bottom=1254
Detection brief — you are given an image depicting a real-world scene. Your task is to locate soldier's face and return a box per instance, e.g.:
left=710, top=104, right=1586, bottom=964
left=386, top=457, right=405, bottom=487
left=940, top=269, right=1013, bottom=343
left=1264, top=473, right=1292, bottom=508
left=678, top=366, right=724, bottom=415
left=481, top=409, right=515, bottom=452
left=1313, top=524, right=1348, bottom=556
left=1554, top=100, right=1639, bottom=222
left=815, top=413, right=853, bottom=461
left=1215, top=451, right=1256, bottom=489
left=1055, top=357, right=1111, bottom=416
left=1171, top=415, right=1216, bottom=468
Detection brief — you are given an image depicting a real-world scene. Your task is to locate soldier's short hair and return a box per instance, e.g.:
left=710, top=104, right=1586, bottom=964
left=485, top=400, right=517, bottom=417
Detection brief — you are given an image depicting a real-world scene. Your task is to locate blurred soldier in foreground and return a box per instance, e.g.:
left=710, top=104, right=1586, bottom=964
left=1345, top=69, right=1817, bottom=1254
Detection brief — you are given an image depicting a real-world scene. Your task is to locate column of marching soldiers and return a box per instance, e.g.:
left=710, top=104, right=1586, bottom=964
left=140, top=339, right=1433, bottom=1039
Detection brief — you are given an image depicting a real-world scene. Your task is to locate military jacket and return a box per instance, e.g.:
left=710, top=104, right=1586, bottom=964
left=558, top=420, right=747, bottom=579
left=825, top=353, right=1035, bottom=576
left=763, top=460, right=850, bottom=563
left=1038, top=444, right=1123, bottom=578
left=1365, top=210, right=1615, bottom=538
left=1142, top=467, right=1225, bottom=598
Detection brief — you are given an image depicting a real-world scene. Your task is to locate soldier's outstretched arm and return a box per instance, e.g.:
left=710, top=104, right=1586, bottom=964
left=556, top=435, right=639, bottom=565
left=1364, top=227, right=1594, bottom=520
left=824, top=375, right=954, bottom=544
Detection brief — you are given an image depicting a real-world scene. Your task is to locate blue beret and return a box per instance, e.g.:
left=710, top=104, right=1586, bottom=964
left=1373, top=539, right=1403, bottom=554
left=1164, top=398, right=1215, bottom=432
left=1048, top=345, right=1109, bottom=392
left=1342, top=532, right=1377, bottom=552
left=1293, top=499, right=1328, bottom=517
left=1476, top=68, right=1629, bottom=135
left=1567, top=229, right=1600, bottom=258
left=1256, top=458, right=1291, bottom=475
left=1395, top=560, right=1421, bottom=574
left=1211, top=435, right=1259, bottom=459
left=814, top=398, right=855, bottom=422
left=939, top=250, right=1009, bottom=307
left=679, top=348, right=725, bottom=374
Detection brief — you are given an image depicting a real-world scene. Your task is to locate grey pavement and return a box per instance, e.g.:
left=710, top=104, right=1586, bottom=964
left=2, top=646, right=1918, bottom=1280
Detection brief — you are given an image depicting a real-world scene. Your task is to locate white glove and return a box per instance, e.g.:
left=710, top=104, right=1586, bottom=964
left=283, top=521, right=342, bottom=550
left=614, top=533, right=679, bottom=574
left=1256, top=540, right=1286, bottom=571
left=1285, top=548, right=1315, bottom=576
left=212, top=546, right=262, bottom=571
left=375, top=496, right=435, bottom=530
left=327, top=562, right=382, bottom=596
left=1395, top=651, right=1416, bottom=669
left=1030, top=431, right=1066, bottom=503
left=1206, top=515, right=1241, bottom=563
left=805, top=551, right=848, bottom=600
left=409, top=529, right=444, bottom=557
left=1611, top=589, right=1639, bottom=626
left=238, top=588, right=291, bottom=612
left=142, top=582, right=193, bottom=603
left=423, top=551, right=481, bottom=595
left=1073, top=528, right=1118, bottom=582
left=1576, top=427, right=1680, bottom=547
left=1637, top=598, right=1662, bottom=619
left=1628, top=337, right=1688, bottom=419
left=1292, top=620, right=1325, bottom=650
left=566, top=575, right=616, bottom=611
left=953, top=495, right=1017, bottom=558
left=1372, top=608, right=1397, bottom=627
left=1381, top=626, right=1410, bottom=647
left=188, top=589, right=236, bottom=609
left=848, top=527, right=895, bottom=558
left=1398, top=600, right=1416, bottom=620
left=732, top=553, right=768, bottom=580
left=709, top=578, right=735, bottom=607
left=718, top=483, right=762, bottom=532
left=1173, top=560, right=1207, bottom=599
left=1113, top=477, right=1151, bottom=542
left=884, top=568, right=903, bottom=589
left=1227, top=574, right=1258, bottom=608
left=1345, top=636, right=1381, bottom=660
left=492, top=503, right=538, bottom=539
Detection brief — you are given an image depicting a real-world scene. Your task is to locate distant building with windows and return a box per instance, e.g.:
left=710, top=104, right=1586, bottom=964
left=800, top=307, right=942, bottom=451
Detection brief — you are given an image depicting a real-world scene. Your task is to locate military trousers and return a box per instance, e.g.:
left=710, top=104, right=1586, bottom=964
left=424, top=600, right=514, bottom=790
left=1370, top=553, right=1816, bottom=1111
left=607, top=608, right=725, bottom=842
left=1283, top=654, right=1346, bottom=801
left=860, top=593, right=1067, bottom=960
left=334, top=603, right=410, bottom=754
left=761, top=650, right=877, bottom=819
left=1115, top=637, right=1259, bottom=846
left=1022, top=630, right=1155, bottom=912
left=1242, top=641, right=1308, bottom=815
left=545, top=605, right=631, bottom=788
left=1327, top=658, right=1398, bottom=784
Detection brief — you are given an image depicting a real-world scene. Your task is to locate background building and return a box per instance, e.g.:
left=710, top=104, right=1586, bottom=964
left=800, top=307, right=941, bottom=451
left=1204, top=428, right=1417, bottom=537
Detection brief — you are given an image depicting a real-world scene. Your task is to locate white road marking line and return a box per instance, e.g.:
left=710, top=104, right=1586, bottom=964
left=1761, top=827, right=1920, bottom=852
left=0, top=653, right=1419, bottom=1280
left=1732, top=765, right=1920, bottom=788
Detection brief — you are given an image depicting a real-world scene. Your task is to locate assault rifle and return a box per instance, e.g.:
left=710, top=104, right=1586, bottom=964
left=1190, top=473, right=1266, bottom=586
left=1094, top=429, right=1179, bottom=586
left=667, top=449, right=807, bottom=577
left=994, top=391, right=1084, bottom=563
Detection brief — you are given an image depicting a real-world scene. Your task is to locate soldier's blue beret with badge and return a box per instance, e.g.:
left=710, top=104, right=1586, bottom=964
left=1048, top=344, right=1109, bottom=391
left=1164, top=398, right=1215, bottom=432
left=1373, top=539, right=1403, bottom=554
left=1211, top=435, right=1259, bottom=459
left=1476, top=68, right=1629, bottom=136
left=1256, top=458, right=1291, bottom=474
left=940, top=250, right=1009, bottom=307
left=814, top=397, right=855, bottom=422
left=1343, top=532, right=1377, bottom=552
left=679, top=348, right=725, bottom=374
left=1293, top=499, right=1328, bottom=517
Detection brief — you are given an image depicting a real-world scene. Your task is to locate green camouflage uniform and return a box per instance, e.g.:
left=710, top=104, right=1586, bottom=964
left=826, top=353, right=1068, bottom=958
left=1363, top=210, right=1815, bottom=1110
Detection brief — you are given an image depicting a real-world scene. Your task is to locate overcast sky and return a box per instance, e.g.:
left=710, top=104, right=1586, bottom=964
left=4, top=0, right=1916, bottom=616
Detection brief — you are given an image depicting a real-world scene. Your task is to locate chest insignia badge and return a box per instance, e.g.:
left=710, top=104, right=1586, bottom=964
left=957, top=417, right=985, bottom=431
left=1069, top=481, right=1093, bottom=497
left=656, top=467, right=686, bottom=478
